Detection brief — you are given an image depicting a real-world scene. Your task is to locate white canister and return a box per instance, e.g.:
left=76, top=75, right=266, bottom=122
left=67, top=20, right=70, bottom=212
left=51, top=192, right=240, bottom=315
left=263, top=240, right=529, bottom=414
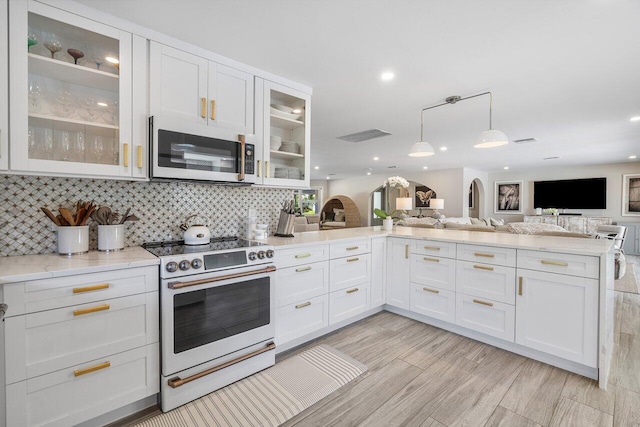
left=535, top=208, right=542, bottom=215
left=382, top=218, right=394, bottom=231
left=98, top=224, right=125, bottom=251
left=57, top=226, right=89, bottom=255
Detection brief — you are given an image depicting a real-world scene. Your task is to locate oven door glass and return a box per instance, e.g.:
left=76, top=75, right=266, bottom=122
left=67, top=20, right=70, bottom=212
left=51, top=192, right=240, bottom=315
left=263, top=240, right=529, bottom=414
left=173, top=277, right=270, bottom=354
left=158, top=129, right=240, bottom=173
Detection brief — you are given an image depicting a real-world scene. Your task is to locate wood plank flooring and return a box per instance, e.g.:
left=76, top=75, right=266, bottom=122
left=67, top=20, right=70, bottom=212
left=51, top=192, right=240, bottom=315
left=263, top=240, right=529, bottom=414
left=115, top=257, right=640, bottom=427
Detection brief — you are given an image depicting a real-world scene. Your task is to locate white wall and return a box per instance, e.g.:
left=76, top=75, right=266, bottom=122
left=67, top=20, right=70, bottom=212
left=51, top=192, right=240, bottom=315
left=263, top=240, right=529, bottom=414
left=488, top=161, right=640, bottom=224
left=310, top=179, right=329, bottom=208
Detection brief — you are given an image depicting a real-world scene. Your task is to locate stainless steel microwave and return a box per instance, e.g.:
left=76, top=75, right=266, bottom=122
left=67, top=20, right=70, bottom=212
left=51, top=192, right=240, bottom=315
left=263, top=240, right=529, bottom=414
left=149, top=116, right=256, bottom=184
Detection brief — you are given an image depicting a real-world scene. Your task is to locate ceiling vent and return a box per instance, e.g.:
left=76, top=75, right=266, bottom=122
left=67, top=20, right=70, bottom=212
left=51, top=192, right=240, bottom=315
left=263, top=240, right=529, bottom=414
left=337, top=129, right=392, bottom=143
left=543, top=156, right=561, bottom=160
left=387, top=165, right=399, bottom=169
left=513, top=138, right=538, bottom=144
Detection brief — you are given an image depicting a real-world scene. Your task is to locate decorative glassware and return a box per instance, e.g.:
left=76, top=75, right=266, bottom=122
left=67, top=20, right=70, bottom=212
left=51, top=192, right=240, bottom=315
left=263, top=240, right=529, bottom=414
left=67, top=48, right=85, bottom=65
left=28, top=126, right=37, bottom=158
left=43, top=32, right=62, bottom=59
left=55, top=88, right=75, bottom=117
left=60, top=131, right=71, bottom=161
left=92, top=135, right=104, bottom=163
left=74, top=131, right=85, bottom=162
left=92, top=48, right=105, bottom=70
left=78, top=96, right=98, bottom=121
left=27, top=28, right=38, bottom=52
left=43, top=128, right=54, bottom=157
left=28, top=77, right=46, bottom=112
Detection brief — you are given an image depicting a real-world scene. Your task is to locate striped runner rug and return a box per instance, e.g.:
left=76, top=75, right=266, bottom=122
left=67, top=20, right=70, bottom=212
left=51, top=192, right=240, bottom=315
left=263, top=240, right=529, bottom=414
left=136, top=345, right=367, bottom=427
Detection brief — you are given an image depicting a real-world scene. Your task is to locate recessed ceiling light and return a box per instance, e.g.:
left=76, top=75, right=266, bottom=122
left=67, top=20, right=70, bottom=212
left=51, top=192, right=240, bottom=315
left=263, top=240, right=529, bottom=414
left=630, top=155, right=637, bottom=159
left=367, top=172, right=371, bottom=175
left=380, top=71, right=394, bottom=81
left=440, top=147, right=447, bottom=151
left=97, top=102, right=108, bottom=107
left=423, top=166, right=428, bottom=170
left=326, top=176, right=330, bottom=180
left=630, top=116, right=640, bottom=122
left=292, top=109, right=302, bottom=114
left=314, top=166, right=319, bottom=170
left=504, top=166, right=509, bottom=170
left=373, top=157, right=379, bottom=161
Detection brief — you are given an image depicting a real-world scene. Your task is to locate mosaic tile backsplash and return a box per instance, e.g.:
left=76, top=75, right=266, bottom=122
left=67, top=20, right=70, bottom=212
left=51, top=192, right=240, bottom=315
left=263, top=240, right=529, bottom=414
left=0, top=175, right=293, bottom=257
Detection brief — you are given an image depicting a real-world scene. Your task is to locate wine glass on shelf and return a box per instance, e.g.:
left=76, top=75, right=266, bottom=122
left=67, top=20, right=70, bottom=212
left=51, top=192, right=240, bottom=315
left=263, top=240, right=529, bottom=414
left=27, top=28, right=38, bottom=52
left=74, top=131, right=85, bottom=162
left=91, top=48, right=105, bottom=70
left=60, top=131, right=71, bottom=161
left=55, top=88, right=75, bottom=118
left=78, top=95, right=98, bottom=122
left=28, top=77, right=46, bottom=113
left=43, top=32, right=62, bottom=59
left=43, top=128, right=54, bottom=158
left=67, top=47, right=85, bottom=65
left=28, top=126, right=37, bottom=158
left=92, top=135, right=104, bottom=164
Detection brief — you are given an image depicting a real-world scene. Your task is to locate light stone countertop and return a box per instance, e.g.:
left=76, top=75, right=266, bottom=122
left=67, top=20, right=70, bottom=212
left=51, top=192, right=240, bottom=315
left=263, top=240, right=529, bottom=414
left=0, top=246, right=159, bottom=285
left=265, top=226, right=614, bottom=256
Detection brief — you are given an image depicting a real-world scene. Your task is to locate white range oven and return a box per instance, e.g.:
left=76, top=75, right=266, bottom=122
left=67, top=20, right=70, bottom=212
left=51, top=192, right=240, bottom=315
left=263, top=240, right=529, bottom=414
left=143, top=237, right=276, bottom=412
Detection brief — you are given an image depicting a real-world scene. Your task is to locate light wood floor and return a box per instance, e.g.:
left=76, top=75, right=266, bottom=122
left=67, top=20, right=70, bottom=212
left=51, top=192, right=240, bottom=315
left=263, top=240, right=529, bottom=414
left=117, top=259, right=640, bottom=427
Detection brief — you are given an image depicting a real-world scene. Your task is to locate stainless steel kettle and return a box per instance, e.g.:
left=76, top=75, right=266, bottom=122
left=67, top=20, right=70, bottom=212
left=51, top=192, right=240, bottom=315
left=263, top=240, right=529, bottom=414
left=180, top=214, right=212, bottom=245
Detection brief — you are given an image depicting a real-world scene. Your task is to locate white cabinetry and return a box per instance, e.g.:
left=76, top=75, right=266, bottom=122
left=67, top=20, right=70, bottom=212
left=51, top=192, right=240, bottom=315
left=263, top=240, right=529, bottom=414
left=386, top=238, right=411, bottom=310
left=328, top=239, right=371, bottom=325
left=2, top=265, right=159, bottom=427
left=149, top=42, right=253, bottom=135
left=0, top=0, right=8, bottom=170
left=370, top=237, right=386, bottom=308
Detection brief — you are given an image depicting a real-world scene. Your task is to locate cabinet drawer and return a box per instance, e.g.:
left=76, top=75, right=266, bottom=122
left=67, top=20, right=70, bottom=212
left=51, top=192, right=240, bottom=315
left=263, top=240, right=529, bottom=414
left=329, top=283, right=370, bottom=325
left=411, top=240, right=456, bottom=259
left=329, top=253, right=371, bottom=292
left=330, top=238, right=371, bottom=259
left=5, top=292, right=158, bottom=384
left=517, top=250, right=599, bottom=279
left=456, top=293, right=515, bottom=342
left=276, top=261, right=329, bottom=307
left=6, top=344, right=159, bottom=427
left=457, top=244, right=516, bottom=267
left=276, top=244, right=329, bottom=269
left=410, top=283, right=455, bottom=323
left=3, top=266, right=158, bottom=316
left=276, top=294, right=328, bottom=345
left=410, top=254, right=456, bottom=291
left=456, top=260, right=516, bottom=304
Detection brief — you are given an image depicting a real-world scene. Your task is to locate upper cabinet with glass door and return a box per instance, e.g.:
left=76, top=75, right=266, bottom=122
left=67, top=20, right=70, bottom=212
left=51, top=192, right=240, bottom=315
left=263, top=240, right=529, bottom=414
left=8, top=0, right=145, bottom=178
left=0, top=0, right=8, bottom=171
left=258, top=80, right=311, bottom=188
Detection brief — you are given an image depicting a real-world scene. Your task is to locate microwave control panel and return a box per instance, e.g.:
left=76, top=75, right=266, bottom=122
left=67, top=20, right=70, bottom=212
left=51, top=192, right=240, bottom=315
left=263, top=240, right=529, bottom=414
left=245, top=143, right=255, bottom=174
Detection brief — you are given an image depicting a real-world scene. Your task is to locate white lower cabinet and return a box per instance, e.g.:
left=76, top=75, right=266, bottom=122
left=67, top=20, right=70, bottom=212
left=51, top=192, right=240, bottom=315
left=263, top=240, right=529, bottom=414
left=386, top=238, right=411, bottom=310
left=516, top=269, right=598, bottom=367
left=6, top=344, right=159, bottom=427
left=276, top=294, right=328, bottom=345
left=370, top=238, right=386, bottom=308
left=410, top=254, right=456, bottom=291
left=456, top=293, right=515, bottom=342
left=455, top=260, right=516, bottom=304
left=329, top=283, right=370, bottom=325
left=276, top=261, right=329, bottom=307
left=329, top=253, right=371, bottom=292
left=410, top=284, right=455, bottom=323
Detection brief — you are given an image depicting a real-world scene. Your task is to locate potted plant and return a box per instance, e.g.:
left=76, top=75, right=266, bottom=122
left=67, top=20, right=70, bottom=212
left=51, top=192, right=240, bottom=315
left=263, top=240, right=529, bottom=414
left=375, top=176, right=410, bottom=230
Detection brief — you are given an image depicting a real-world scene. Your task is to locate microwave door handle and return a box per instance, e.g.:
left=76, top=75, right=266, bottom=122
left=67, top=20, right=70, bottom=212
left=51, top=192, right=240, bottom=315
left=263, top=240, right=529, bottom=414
left=168, top=265, right=276, bottom=290
left=238, top=134, right=246, bottom=181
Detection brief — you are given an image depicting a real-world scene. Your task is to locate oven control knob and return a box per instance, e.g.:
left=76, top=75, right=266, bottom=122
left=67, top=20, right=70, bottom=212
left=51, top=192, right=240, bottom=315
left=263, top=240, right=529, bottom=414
left=248, top=251, right=257, bottom=261
left=191, top=258, right=203, bottom=269
left=257, top=251, right=266, bottom=259
left=266, top=249, right=274, bottom=258
left=178, top=260, right=191, bottom=271
left=166, top=261, right=178, bottom=273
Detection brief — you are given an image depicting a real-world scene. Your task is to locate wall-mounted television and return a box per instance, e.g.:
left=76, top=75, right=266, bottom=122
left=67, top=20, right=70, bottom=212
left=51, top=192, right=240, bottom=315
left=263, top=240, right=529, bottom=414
left=533, top=178, right=607, bottom=209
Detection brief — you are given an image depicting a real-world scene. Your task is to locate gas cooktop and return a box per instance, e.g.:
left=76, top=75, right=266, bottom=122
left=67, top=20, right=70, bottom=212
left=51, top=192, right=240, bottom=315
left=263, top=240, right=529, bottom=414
left=142, top=236, right=268, bottom=257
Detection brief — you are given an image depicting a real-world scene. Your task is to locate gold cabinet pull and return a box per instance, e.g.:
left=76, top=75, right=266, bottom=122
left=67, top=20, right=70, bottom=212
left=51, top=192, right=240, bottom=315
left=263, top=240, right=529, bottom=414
left=518, top=276, right=523, bottom=296
left=295, top=253, right=311, bottom=259
left=210, top=99, right=216, bottom=120
left=200, top=97, right=206, bottom=118
left=422, top=287, right=439, bottom=294
left=541, top=259, right=568, bottom=267
left=473, top=264, right=494, bottom=271
left=266, top=161, right=270, bottom=178
left=405, top=245, right=409, bottom=259
left=238, top=134, right=246, bottom=181
left=73, top=283, right=109, bottom=294
left=257, top=160, right=261, bottom=177
left=295, top=302, right=311, bottom=309
left=74, top=361, right=110, bottom=377
left=123, top=143, right=129, bottom=167
left=346, top=246, right=359, bottom=251
left=346, top=257, right=359, bottom=263
left=346, top=288, right=359, bottom=294
left=474, top=252, right=495, bottom=258
left=423, top=257, right=439, bottom=263
left=136, top=146, right=143, bottom=168
left=296, top=266, right=311, bottom=272
left=424, top=246, right=441, bottom=251
left=73, top=304, right=110, bottom=316
left=472, top=299, right=494, bottom=307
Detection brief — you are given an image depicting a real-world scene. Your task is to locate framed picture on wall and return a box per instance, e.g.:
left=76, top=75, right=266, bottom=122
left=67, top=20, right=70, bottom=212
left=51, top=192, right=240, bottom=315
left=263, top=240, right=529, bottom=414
left=415, top=186, right=437, bottom=208
left=622, top=174, right=640, bottom=216
left=494, top=180, right=523, bottom=214
left=469, top=181, right=475, bottom=209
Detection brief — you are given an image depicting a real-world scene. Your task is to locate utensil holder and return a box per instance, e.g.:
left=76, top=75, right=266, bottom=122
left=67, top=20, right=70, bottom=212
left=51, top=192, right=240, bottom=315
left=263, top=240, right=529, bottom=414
left=274, top=210, right=295, bottom=237
left=57, top=226, right=89, bottom=255
left=98, top=224, right=125, bottom=251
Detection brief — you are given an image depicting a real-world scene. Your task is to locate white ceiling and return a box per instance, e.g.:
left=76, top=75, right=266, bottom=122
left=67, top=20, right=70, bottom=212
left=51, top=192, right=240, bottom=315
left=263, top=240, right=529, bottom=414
left=72, top=0, right=640, bottom=180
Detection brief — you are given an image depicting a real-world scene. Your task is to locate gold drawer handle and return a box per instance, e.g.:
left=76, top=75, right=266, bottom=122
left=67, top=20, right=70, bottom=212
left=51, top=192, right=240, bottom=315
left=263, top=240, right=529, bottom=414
left=405, top=245, right=409, bottom=259
left=295, top=253, right=311, bottom=259
left=423, top=257, right=439, bottom=263
left=266, top=161, right=270, bottom=178
left=473, top=264, right=494, bottom=271
left=424, top=246, right=441, bottom=251
left=296, top=266, right=312, bottom=272
left=257, top=160, right=261, bottom=177
left=346, top=257, right=359, bottom=263
left=541, top=260, right=568, bottom=267
left=423, top=287, right=439, bottom=294
left=123, top=143, right=129, bottom=167
left=295, top=302, right=311, bottom=309
left=211, top=99, right=216, bottom=120
left=474, top=252, right=495, bottom=258
left=346, top=246, right=359, bottom=251
left=346, top=288, right=359, bottom=294
left=73, top=304, right=110, bottom=316
left=74, top=361, right=110, bottom=377
left=518, top=276, right=523, bottom=296
left=136, top=146, right=143, bottom=168
left=472, top=299, right=494, bottom=307
left=73, top=283, right=109, bottom=294
left=200, top=97, right=206, bottom=118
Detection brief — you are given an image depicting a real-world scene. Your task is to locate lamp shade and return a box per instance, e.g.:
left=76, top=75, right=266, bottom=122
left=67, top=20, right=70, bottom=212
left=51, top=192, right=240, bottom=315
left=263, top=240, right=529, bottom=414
left=474, top=129, right=508, bottom=148
left=396, top=197, right=412, bottom=210
left=409, top=141, right=435, bottom=157
left=430, top=198, right=444, bottom=209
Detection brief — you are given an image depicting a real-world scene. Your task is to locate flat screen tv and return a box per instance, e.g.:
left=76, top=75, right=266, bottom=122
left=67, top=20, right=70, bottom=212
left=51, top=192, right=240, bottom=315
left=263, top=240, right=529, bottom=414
left=533, top=178, right=607, bottom=209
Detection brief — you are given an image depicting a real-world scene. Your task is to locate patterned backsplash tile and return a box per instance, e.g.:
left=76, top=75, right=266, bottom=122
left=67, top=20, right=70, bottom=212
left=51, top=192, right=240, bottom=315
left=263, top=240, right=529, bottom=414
left=0, top=175, right=293, bottom=256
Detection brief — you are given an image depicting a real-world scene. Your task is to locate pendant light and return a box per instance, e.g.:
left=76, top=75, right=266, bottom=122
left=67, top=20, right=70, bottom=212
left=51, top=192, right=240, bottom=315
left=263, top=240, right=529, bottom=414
left=474, top=92, right=508, bottom=148
left=409, top=108, right=435, bottom=157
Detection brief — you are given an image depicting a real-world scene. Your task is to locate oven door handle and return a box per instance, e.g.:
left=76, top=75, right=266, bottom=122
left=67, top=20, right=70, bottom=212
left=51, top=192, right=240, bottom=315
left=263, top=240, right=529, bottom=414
left=167, top=342, right=276, bottom=388
left=168, top=265, right=276, bottom=290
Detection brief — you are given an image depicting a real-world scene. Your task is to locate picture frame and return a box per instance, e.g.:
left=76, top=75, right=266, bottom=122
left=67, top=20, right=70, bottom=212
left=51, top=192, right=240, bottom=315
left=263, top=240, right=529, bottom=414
left=622, top=174, right=640, bottom=216
left=415, top=186, right=437, bottom=208
left=494, top=180, right=523, bottom=214
left=469, top=181, right=475, bottom=209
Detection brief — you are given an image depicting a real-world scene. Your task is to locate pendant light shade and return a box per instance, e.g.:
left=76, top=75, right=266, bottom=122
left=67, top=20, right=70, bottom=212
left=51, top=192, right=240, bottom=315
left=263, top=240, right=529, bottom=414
left=474, top=129, right=509, bottom=148
left=409, top=141, right=435, bottom=157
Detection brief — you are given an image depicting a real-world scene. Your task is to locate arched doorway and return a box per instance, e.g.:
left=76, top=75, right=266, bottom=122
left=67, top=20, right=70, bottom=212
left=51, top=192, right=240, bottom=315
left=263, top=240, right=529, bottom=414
left=368, top=180, right=435, bottom=226
left=468, top=178, right=486, bottom=219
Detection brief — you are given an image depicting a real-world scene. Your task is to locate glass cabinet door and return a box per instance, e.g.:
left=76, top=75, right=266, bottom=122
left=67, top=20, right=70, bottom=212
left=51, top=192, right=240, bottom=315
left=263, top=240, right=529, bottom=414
left=9, top=0, right=132, bottom=177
